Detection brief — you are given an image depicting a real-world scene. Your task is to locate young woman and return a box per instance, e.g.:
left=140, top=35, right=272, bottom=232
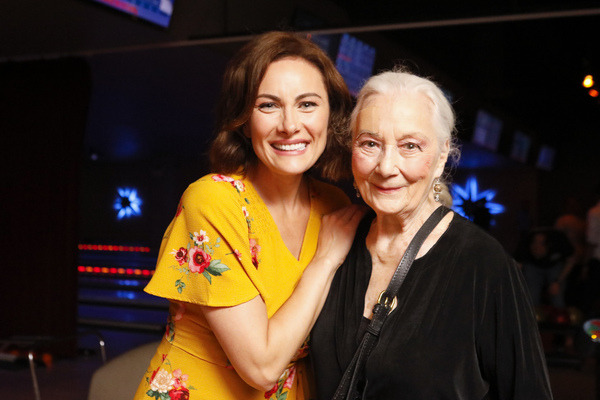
left=134, top=32, right=365, bottom=400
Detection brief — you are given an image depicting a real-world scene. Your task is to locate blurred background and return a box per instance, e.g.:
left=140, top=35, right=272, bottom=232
left=1, top=1, right=599, bottom=398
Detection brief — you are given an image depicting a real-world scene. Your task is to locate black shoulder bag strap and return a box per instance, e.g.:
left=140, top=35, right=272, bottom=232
left=332, top=206, right=451, bottom=400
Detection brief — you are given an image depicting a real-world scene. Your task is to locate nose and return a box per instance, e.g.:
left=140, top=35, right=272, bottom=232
left=279, top=107, right=300, bottom=135
left=376, top=145, right=400, bottom=177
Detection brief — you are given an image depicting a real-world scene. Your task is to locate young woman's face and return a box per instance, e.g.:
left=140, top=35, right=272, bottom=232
left=246, top=57, right=330, bottom=179
left=352, top=92, right=448, bottom=217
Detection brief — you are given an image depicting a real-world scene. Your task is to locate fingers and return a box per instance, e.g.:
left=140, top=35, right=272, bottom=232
left=315, top=205, right=369, bottom=269
left=323, top=204, right=368, bottom=226
left=346, top=204, right=368, bottom=225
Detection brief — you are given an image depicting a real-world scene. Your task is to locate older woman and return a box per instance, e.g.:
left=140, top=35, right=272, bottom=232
left=134, top=32, right=365, bottom=400
left=311, top=69, right=552, bottom=399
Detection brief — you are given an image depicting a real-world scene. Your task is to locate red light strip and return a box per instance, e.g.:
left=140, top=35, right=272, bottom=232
left=78, top=265, right=154, bottom=276
left=78, top=244, right=151, bottom=252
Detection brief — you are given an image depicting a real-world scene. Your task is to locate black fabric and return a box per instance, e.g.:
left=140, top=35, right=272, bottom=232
left=333, top=206, right=450, bottom=400
left=311, top=213, right=553, bottom=400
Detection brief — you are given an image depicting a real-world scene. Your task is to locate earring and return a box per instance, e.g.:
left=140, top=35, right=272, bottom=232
left=433, top=179, right=442, bottom=202
left=353, top=180, right=361, bottom=198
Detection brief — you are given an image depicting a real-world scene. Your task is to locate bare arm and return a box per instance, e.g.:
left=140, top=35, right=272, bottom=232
left=201, top=204, right=366, bottom=391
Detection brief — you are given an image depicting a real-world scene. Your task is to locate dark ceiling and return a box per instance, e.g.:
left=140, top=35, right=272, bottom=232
left=2, top=0, right=599, bottom=175
left=329, top=1, right=600, bottom=170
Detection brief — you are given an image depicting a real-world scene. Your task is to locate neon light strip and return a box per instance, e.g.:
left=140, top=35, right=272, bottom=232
left=78, top=265, right=154, bottom=276
left=78, top=244, right=151, bottom=252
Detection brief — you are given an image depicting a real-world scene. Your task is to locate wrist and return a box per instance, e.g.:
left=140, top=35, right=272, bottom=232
left=309, top=256, right=340, bottom=275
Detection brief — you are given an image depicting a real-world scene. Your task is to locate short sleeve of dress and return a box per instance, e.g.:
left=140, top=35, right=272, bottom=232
left=144, top=174, right=260, bottom=307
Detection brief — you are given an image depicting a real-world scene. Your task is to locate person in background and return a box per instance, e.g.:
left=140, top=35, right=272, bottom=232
left=514, top=227, right=574, bottom=309
left=555, top=197, right=586, bottom=262
left=134, top=31, right=365, bottom=400
left=554, top=197, right=587, bottom=308
left=585, top=183, right=600, bottom=317
left=311, top=68, right=552, bottom=399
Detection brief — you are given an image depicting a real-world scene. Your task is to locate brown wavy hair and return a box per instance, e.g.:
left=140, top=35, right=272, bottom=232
left=209, top=31, right=353, bottom=181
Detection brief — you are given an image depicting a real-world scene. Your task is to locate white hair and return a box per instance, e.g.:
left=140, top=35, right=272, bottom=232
left=350, top=68, right=461, bottom=168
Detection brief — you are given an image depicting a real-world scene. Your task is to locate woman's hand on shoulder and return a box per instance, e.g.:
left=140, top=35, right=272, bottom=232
left=201, top=204, right=366, bottom=392
left=314, top=204, right=368, bottom=272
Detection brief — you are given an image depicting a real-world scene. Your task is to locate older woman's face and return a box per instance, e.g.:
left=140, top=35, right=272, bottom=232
left=352, top=93, right=448, bottom=217
left=246, top=57, right=330, bottom=179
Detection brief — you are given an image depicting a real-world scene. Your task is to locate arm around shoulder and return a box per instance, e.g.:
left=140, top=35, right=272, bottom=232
left=201, top=204, right=367, bottom=391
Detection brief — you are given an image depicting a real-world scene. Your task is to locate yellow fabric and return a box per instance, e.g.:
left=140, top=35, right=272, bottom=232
left=134, top=173, right=349, bottom=400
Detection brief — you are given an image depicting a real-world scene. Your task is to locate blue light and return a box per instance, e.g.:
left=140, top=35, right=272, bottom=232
left=116, top=291, right=137, bottom=300
left=114, top=187, right=142, bottom=220
left=116, top=279, right=143, bottom=287
left=451, top=177, right=505, bottom=221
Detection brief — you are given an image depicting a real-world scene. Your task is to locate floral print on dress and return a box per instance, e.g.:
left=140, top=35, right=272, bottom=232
left=264, top=365, right=297, bottom=400
left=164, top=199, right=185, bottom=241
left=242, top=205, right=255, bottom=232
left=169, top=230, right=231, bottom=290
left=249, top=238, right=261, bottom=269
left=212, top=174, right=246, bottom=194
left=165, top=302, right=186, bottom=343
left=191, top=230, right=210, bottom=245
left=175, top=199, right=184, bottom=217
left=292, top=338, right=309, bottom=361
left=262, top=336, right=309, bottom=399
left=171, top=247, right=188, bottom=266
left=226, top=249, right=243, bottom=263
left=212, top=174, right=254, bottom=232
left=145, top=356, right=196, bottom=400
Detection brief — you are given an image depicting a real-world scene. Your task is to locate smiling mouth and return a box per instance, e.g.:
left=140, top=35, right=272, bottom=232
left=373, top=183, right=402, bottom=192
left=272, top=143, right=307, bottom=151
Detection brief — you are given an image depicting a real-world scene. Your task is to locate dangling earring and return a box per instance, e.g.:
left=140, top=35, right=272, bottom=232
left=433, top=178, right=442, bottom=202
left=353, top=180, right=361, bottom=198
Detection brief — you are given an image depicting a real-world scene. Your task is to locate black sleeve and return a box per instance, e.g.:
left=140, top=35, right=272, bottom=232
left=475, top=252, right=553, bottom=400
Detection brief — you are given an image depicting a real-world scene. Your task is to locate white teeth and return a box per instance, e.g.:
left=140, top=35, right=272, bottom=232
left=273, top=143, right=307, bottom=151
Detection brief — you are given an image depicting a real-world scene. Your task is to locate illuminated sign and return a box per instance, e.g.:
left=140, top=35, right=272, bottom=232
left=114, top=187, right=142, bottom=220
left=451, top=177, right=505, bottom=223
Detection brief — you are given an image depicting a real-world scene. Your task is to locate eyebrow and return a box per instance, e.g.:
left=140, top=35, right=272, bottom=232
left=256, top=92, right=323, bottom=102
left=355, top=131, right=426, bottom=141
left=355, top=131, right=380, bottom=140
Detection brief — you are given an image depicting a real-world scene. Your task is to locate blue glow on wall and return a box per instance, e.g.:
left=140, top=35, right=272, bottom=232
left=451, top=177, right=505, bottom=220
left=114, top=187, right=142, bottom=220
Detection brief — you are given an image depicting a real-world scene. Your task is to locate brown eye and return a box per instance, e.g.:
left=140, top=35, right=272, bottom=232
left=359, top=140, right=378, bottom=149
left=402, top=142, right=421, bottom=151
left=299, top=101, right=317, bottom=109
left=357, top=140, right=379, bottom=153
left=258, top=102, right=277, bottom=110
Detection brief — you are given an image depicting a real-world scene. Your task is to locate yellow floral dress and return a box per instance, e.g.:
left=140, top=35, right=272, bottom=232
left=133, top=173, right=350, bottom=400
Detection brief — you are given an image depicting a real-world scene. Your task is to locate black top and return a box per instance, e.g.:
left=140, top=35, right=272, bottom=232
left=311, top=212, right=553, bottom=400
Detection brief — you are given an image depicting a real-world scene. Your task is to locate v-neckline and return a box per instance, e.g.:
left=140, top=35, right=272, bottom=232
left=245, top=176, right=315, bottom=263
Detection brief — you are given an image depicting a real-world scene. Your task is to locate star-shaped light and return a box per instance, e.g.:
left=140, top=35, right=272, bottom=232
left=451, top=177, right=505, bottom=221
left=114, top=187, right=142, bottom=220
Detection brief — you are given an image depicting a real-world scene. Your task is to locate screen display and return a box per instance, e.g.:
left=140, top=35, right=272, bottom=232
left=92, top=0, right=175, bottom=28
left=335, top=34, right=376, bottom=97
left=536, top=145, right=555, bottom=171
left=510, top=130, right=531, bottom=163
left=472, top=109, right=503, bottom=151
